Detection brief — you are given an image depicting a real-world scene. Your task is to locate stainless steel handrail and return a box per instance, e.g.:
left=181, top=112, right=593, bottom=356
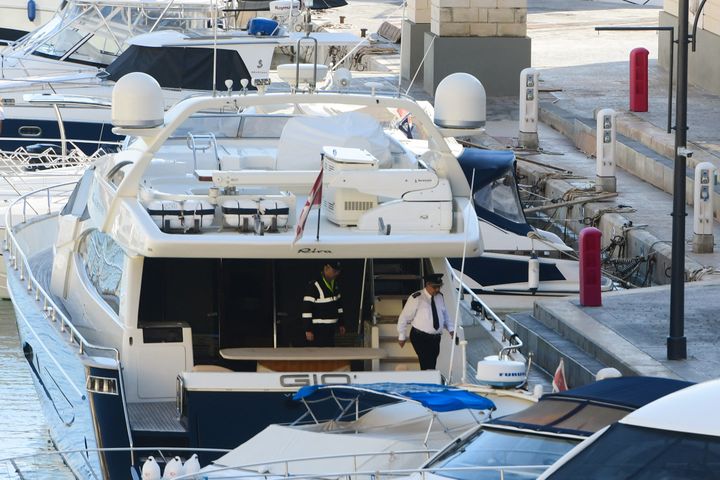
left=447, top=260, right=523, bottom=359
left=3, top=181, right=139, bottom=463
left=4, top=182, right=117, bottom=359
left=0, top=444, right=550, bottom=480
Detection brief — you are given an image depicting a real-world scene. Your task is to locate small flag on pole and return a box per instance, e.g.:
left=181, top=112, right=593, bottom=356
left=293, top=167, right=323, bottom=245
left=552, top=358, right=568, bottom=392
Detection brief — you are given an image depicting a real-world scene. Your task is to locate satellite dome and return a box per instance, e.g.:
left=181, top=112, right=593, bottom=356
left=111, top=72, right=163, bottom=129
left=434, top=73, right=486, bottom=129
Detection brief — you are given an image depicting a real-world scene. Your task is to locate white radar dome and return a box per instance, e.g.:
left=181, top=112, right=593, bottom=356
left=476, top=355, right=526, bottom=388
left=434, top=73, right=486, bottom=129
left=111, top=72, right=164, bottom=129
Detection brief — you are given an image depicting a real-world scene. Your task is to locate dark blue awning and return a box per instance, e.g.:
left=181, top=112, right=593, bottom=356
left=542, top=376, right=694, bottom=409
left=294, top=383, right=496, bottom=412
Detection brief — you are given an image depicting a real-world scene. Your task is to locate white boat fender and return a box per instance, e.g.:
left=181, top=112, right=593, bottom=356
left=258, top=199, right=289, bottom=229
left=162, top=456, right=182, bottom=478
left=146, top=200, right=214, bottom=231
left=528, top=252, right=539, bottom=293
left=222, top=199, right=258, bottom=230
left=141, top=456, right=161, bottom=480
left=180, top=454, right=201, bottom=475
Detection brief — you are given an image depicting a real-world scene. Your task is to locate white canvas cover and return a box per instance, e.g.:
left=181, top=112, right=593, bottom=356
left=276, top=111, right=392, bottom=170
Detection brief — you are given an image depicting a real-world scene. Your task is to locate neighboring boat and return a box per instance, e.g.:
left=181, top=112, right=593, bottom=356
left=0, top=0, right=356, bottom=154
left=538, top=378, right=716, bottom=479
left=0, top=0, right=60, bottom=45
left=448, top=149, right=613, bottom=310
left=407, top=376, right=694, bottom=480
left=4, top=70, right=496, bottom=479
left=195, top=383, right=538, bottom=478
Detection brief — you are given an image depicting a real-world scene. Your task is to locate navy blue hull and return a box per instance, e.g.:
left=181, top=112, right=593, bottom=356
left=0, top=118, right=122, bottom=155
left=449, top=255, right=566, bottom=287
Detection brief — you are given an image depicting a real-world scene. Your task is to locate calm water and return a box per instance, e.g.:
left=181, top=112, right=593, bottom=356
left=0, top=300, right=74, bottom=479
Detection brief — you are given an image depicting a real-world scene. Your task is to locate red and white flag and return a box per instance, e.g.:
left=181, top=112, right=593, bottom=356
left=293, top=167, right=323, bottom=245
left=552, top=358, right=568, bottom=393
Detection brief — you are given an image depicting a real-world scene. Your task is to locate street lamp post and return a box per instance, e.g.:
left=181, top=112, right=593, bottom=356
left=668, top=0, right=690, bottom=360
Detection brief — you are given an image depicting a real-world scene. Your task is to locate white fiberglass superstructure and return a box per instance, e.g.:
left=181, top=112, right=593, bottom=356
left=3, top=71, right=509, bottom=479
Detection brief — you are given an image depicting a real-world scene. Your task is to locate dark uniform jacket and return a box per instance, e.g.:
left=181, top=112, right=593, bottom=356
left=302, top=274, right=344, bottom=331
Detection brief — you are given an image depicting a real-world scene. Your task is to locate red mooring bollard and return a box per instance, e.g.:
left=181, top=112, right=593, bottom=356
left=629, top=47, right=649, bottom=112
left=579, top=227, right=602, bottom=306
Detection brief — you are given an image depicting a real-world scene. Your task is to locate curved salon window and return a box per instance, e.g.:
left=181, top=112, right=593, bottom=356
left=78, top=230, right=125, bottom=314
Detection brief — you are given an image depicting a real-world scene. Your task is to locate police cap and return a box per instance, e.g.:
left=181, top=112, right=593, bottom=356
left=325, top=260, right=342, bottom=271
left=423, top=273, right=444, bottom=286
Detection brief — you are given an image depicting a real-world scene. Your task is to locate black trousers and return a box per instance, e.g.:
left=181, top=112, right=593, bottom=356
left=309, top=323, right=336, bottom=347
left=410, top=327, right=442, bottom=370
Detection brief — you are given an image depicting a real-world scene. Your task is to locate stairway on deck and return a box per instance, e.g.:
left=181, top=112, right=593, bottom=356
left=507, top=311, right=608, bottom=389
left=369, top=260, right=423, bottom=371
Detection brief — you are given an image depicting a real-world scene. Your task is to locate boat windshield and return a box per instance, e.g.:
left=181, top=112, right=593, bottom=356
left=473, top=168, right=525, bottom=224
left=546, top=423, right=720, bottom=479
left=18, top=1, right=213, bottom=67
left=428, top=427, right=577, bottom=480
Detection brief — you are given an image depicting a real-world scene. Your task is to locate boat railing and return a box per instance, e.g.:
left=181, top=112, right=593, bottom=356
left=3, top=181, right=142, bottom=463
left=447, top=260, right=523, bottom=359
left=3, top=182, right=119, bottom=363
left=0, top=144, right=110, bottom=176
left=0, top=445, right=549, bottom=479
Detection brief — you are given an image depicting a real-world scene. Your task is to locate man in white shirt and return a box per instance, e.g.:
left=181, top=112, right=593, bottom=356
left=397, top=273, right=454, bottom=370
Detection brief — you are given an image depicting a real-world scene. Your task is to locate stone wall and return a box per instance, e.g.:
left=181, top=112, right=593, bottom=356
left=429, top=0, right=527, bottom=37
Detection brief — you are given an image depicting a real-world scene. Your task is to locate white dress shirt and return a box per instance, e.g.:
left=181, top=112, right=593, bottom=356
left=397, top=288, right=453, bottom=341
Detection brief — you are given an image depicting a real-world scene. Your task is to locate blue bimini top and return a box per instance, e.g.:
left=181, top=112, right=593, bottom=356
left=293, top=382, right=496, bottom=413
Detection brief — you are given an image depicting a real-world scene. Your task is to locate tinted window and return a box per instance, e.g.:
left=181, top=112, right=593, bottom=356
left=78, top=230, right=125, bottom=313
left=548, top=423, right=720, bottom=479
left=429, top=427, right=577, bottom=480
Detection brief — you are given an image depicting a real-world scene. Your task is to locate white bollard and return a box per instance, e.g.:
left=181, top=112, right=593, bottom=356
left=693, top=161, right=716, bottom=253
left=518, top=68, right=539, bottom=149
left=595, top=108, right=617, bottom=193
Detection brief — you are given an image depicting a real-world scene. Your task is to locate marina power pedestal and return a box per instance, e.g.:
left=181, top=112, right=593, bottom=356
left=693, top=162, right=716, bottom=253
left=596, top=108, right=617, bottom=193
left=518, top=68, right=539, bottom=150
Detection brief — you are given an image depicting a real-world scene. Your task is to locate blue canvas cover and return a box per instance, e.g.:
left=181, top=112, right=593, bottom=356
left=456, top=148, right=531, bottom=237
left=294, top=383, right=496, bottom=412
left=542, top=376, right=694, bottom=409
left=489, top=376, right=694, bottom=436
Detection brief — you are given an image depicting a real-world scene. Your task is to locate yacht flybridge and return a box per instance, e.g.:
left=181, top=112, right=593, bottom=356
left=0, top=0, right=356, bottom=153
left=4, top=71, right=503, bottom=479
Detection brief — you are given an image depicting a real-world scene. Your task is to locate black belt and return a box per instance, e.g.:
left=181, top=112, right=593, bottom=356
left=412, top=327, right=441, bottom=337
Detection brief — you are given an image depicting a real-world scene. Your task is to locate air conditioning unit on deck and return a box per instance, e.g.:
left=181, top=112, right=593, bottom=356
left=322, top=146, right=379, bottom=226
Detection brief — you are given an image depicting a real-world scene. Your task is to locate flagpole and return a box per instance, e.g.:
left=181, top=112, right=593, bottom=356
left=316, top=153, right=324, bottom=241
left=316, top=199, right=322, bottom=241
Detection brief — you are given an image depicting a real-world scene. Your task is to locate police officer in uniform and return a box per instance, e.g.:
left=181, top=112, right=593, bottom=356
left=303, top=261, right=346, bottom=347
left=397, top=273, right=454, bottom=370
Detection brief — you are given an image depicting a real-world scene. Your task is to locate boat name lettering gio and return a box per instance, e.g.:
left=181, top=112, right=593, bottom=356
left=279, top=373, right=352, bottom=387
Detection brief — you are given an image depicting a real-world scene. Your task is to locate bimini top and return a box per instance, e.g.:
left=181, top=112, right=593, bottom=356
left=489, top=376, right=693, bottom=436
left=620, top=377, right=718, bottom=436
left=294, top=383, right=496, bottom=412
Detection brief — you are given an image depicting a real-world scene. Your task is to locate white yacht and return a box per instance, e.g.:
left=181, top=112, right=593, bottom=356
left=0, top=0, right=356, bottom=154
left=441, top=148, right=613, bottom=310
left=4, top=70, right=502, bottom=479
left=538, top=378, right=717, bottom=479
left=196, top=383, right=539, bottom=478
